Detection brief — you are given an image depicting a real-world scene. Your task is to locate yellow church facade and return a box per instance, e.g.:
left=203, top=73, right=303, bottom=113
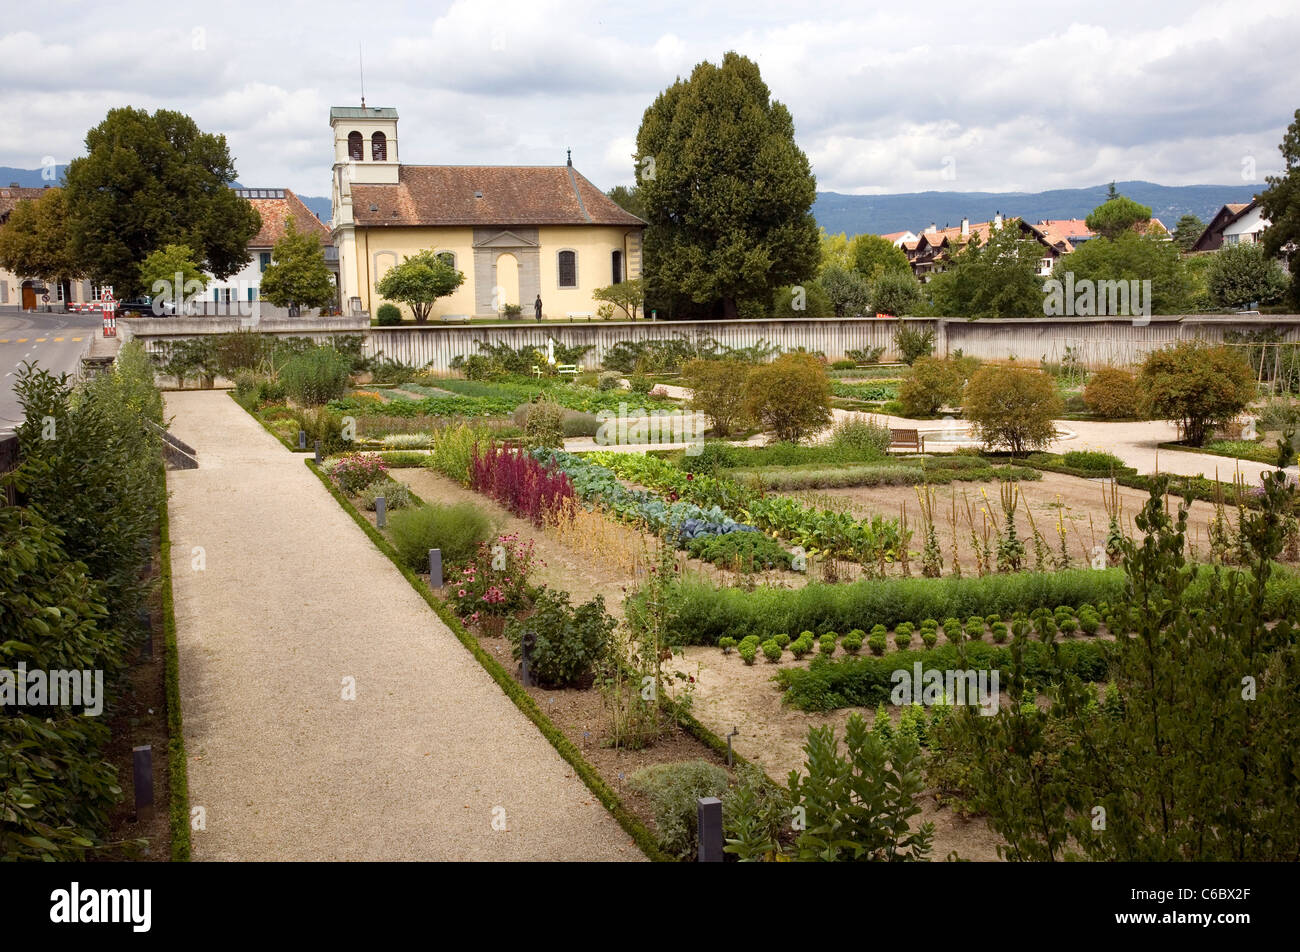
left=329, top=106, right=644, bottom=320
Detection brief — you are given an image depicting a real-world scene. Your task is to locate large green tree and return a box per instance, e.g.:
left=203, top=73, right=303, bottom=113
left=1171, top=213, right=1206, bottom=252
left=0, top=188, right=78, bottom=282
left=62, top=107, right=261, bottom=297
left=606, top=185, right=646, bottom=221
left=1205, top=241, right=1290, bottom=309
left=1086, top=194, right=1154, bottom=239
left=259, top=219, right=335, bottom=311
left=1259, top=107, right=1300, bottom=309
left=1051, top=230, right=1193, bottom=314
left=850, top=233, right=911, bottom=281
left=924, top=225, right=1043, bottom=318
left=375, top=249, right=465, bottom=323
left=138, top=242, right=208, bottom=310
left=636, top=52, right=820, bottom=319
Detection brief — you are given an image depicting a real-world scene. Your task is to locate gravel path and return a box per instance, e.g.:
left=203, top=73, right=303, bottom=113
left=164, top=391, right=641, bottom=861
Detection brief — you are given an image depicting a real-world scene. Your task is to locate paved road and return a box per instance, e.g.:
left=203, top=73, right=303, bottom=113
left=0, top=307, right=101, bottom=432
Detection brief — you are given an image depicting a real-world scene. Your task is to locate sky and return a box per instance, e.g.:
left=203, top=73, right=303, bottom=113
left=2, top=0, right=1298, bottom=200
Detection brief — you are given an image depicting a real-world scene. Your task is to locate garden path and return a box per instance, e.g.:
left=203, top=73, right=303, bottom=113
left=164, top=390, right=641, bottom=861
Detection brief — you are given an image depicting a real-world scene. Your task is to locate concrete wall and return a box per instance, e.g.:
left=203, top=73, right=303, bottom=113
left=119, top=313, right=1300, bottom=371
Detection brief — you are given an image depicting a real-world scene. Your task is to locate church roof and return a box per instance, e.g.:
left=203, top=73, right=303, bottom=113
left=331, top=106, right=399, bottom=120
left=349, top=165, right=645, bottom=228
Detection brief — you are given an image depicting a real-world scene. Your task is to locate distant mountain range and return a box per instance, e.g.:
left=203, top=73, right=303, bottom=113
left=813, top=180, right=1262, bottom=236
left=0, top=165, right=1259, bottom=239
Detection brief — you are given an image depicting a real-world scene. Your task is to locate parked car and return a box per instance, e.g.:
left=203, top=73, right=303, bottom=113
left=116, top=296, right=179, bottom=317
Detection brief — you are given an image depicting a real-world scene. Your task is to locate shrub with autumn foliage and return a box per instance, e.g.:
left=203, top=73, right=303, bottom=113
left=1083, top=366, right=1141, bottom=419
left=469, top=442, right=575, bottom=524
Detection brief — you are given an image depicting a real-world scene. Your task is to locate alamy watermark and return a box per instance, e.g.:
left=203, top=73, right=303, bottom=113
left=594, top=402, right=706, bottom=455
left=0, top=664, right=105, bottom=715
left=1043, top=271, right=1151, bottom=325
left=890, top=662, right=1000, bottom=716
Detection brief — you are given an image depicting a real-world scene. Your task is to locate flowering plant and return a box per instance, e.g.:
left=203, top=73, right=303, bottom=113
left=329, top=452, right=388, bottom=494
left=449, top=532, right=541, bottom=626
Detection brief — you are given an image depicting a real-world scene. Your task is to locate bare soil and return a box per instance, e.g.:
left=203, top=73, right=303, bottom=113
left=803, top=470, right=1227, bottom=574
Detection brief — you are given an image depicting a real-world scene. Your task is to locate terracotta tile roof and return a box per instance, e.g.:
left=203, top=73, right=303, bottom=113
left=880, top=230, right=912, bottom=241
left=237, top=188, right=331, bottom=247
left=0, top=185, right=54, bottom=222
left=350, top=165, right=645, bottom=227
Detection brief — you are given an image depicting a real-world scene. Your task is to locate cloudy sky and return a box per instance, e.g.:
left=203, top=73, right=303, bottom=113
left=2, top=0, right=1298, bottom=200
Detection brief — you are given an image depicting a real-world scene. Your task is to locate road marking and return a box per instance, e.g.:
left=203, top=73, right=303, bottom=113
left=53, top=337, right=64, bottom=341
left=35, top=337, right=47, bottom=342
left=16, top=338, right=27, bottom=343
left=72, top=337, right=83, bottom=341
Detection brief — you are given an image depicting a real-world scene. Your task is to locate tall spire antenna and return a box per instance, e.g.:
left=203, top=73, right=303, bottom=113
left=359, top=43, right=366, bottom=108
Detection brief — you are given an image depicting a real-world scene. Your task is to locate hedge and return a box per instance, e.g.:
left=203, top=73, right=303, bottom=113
left=666, top=570, right=1127, bottom=645
left=776, top=640, right=1112, bottom=712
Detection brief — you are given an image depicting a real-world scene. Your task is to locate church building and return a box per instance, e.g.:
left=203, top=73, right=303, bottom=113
left=328, top=106, right=644, bottom=320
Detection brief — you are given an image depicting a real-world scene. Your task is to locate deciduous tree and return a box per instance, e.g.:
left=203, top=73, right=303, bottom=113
left=375, top=249, right=465, bottom=323
left=1259, top=107, right=1300, bottom=309
left=62, top=107, right=260, bottom=297
left=259, top=219, right=335, bottom=311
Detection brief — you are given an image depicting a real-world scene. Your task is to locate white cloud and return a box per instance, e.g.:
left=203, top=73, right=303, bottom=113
left=0, top=0, right=1295, bottom=199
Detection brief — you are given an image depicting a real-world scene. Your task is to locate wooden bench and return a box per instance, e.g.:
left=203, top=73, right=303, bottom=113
left=440, top=313, right=471, bottom=324
left=565, top=312, right=592, bottom=322
left=890, top=428, right=925, bottom=453
left=556, top=364, right=578, bottom=377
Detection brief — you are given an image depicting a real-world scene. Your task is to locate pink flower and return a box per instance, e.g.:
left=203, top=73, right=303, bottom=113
left=458, top=589, right=467, bottom=597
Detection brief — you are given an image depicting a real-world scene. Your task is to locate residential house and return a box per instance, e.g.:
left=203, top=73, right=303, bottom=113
left=1191, top=200, right=1268, bottom=253
left=206, top=187, right=337, bottom=309
left=1023, top=219, right=1095, bottom=276
left=0, top=184, right=93, bottom=310
left=329, top=105, right=645, bottom=320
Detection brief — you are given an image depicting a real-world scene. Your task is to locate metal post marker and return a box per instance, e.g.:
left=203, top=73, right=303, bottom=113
left=314, top=440, right=322, bottom=464
left=697, top=797, right=723, bottom=862
left=375, top=495, right=386, bottom=529
left=298, top=429, right=307, bottom=450
left=520, top=629, right=536, bottom=686
left=726, top=726, right=739, bottom=766
left=427, top=548, right=443, bottom=588
left=133, top=745, right=154, bottom=820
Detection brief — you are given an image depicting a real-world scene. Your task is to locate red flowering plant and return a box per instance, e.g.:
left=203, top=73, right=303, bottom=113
left=449, top=532, right=542, bottom=634
left=329, top=452, right=388, bottom=494
left=469, top=441, right=574, bottom=524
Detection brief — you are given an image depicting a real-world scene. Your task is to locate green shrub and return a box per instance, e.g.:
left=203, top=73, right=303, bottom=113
left=522, top=398, right=565, bottom=449
left=1079, top=612, right=1100, bottom=636
left=762, top=640, right=783, bottom=662
left=1059, top=616, right=1079, bottom=636
left=629, top=374, right=653, bottom=394
left=774, top=633, right=791, bottom=649
left=920, top=618, right=938, bottom=631
left=293, top=405, right=350, bottom=454
left=505, top=590, right=614, bottom=688
left=896, top=622, right=914, bottom=637
left=387, top=502, right=496, bottom=570
left=1138, top=340, right=1255, bottom=446
left=358, top=478, right=412, bottom=511
left=1061, top=450, right=1127, bottom=473
left=893, top=320, right=934, bottom=364
left=628, top=761, right=731, bottom=859
left=776, top=641, right=1110, bottom=712
left=868, top=632, right=887, bottom=655
left=899, top=356, right=963, bottom=417
left=842, top=630, right=864, bottom=654
left=1083, top=367, right=1140, bottom=419
left=991, top=622, right=1008, bottom=643
left=718, top=636, right=737, bottom=654
left=963, top=365, right=1062, bottom=454
left=819, top=634, right=837, bottom=656
left=921, top=630, right=938, bottom=648
left=942, top=617, right=962, bottom=641
left=740, top=642, right=757, bottom=665
left=984, top=613, right=1000, bottom=627
left=376, top=303, right=402, bottom=325
left=685, top=530, right=793, bottom=571
left=280, top=346, right=351, bottom=405
left=829, top=416, right=891, bottom=456
left=683, top=358, right=752, bottom=437
left=894, top=629, right=912, bottom=650
left=790, top=636, right=813, bottom=660
left=722, top=765, right=790, bottom=861
left=561, top=410, right=601, bottom=438
left=742, top=352, right=832, bottom=444
left=666, top=569, right=1129, bottom=645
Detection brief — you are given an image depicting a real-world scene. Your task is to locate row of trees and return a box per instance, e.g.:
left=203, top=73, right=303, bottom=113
left=610, top=53, right=1300, bottom=320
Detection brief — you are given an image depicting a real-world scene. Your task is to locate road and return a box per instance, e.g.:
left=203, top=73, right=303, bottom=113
left=0, top=306, right=101, bottom=433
